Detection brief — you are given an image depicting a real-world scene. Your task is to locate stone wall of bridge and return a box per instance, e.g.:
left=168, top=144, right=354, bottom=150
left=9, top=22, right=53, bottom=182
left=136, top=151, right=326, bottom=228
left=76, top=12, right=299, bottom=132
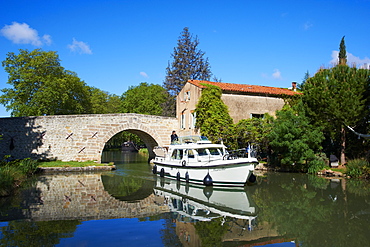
left=0, top=113, right=177, bottom=163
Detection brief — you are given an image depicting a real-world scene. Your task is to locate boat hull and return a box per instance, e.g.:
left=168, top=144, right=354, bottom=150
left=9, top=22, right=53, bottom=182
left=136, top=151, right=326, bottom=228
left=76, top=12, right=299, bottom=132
left=153, top=159, right=257, bottom=187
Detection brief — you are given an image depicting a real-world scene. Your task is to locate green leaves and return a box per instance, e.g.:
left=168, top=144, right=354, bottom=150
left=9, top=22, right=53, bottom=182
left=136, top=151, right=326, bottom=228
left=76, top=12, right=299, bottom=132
left=267, top=105, right=324, bottom=166
left=1, top=49, right=91, bottom=116
left=303, top=65, right=370, bottom=162
left=163, top=27, right=212, bottom=116
left=195, top=84, right=233, bottom=143
left=120, top=82, right=168, bottom=116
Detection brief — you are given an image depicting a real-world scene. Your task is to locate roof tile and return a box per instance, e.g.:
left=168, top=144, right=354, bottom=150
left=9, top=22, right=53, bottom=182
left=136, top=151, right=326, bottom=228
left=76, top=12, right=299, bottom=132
left=188, top=80, right=301, bottom=96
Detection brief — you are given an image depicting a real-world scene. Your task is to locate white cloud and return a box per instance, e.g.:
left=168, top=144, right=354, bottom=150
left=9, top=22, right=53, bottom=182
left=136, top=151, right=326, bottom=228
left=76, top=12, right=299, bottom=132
left=0, top=22, right=52, bottom=46
left=42, top=34, right=52, bottom=45
left=67, top=38, right=92, bottom=54
left=272, top=69, right=282, bottom=79
left=140, top=72, right=148, bottom=78
left=303, top=21, right=313, bottom=30
left=261, top=69, right=283, bottom=80
left=330, top=50, right=370, bottom=67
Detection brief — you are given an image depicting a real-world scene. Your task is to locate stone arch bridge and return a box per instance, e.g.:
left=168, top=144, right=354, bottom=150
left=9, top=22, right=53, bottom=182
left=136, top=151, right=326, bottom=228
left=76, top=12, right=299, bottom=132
left=0, top=113, right=177, bottom=163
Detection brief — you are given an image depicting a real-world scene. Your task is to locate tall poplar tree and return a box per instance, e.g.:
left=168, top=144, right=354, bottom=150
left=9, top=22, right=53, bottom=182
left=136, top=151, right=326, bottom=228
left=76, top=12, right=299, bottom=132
left=339, top=36, right=347, bottom=65
left=163, top=27, right=212, bottom=116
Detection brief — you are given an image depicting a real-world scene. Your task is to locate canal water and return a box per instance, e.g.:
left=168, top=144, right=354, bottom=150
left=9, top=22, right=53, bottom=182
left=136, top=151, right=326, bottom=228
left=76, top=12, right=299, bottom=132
left=0, top=151, right=369, bottom=246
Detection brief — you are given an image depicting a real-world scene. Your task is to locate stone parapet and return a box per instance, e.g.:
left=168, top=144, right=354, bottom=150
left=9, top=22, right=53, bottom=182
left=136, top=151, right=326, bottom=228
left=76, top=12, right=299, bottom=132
left=0, top=113, right=177, bottom=163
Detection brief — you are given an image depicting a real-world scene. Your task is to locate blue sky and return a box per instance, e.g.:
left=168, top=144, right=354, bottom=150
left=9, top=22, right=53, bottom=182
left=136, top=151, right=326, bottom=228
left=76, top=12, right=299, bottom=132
left=1, top=0, right=370, bottom=117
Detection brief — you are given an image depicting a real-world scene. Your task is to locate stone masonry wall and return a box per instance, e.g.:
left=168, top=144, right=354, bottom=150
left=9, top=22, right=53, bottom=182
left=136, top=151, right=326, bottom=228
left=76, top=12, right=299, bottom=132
left=0, top=113, right=177, bottom=162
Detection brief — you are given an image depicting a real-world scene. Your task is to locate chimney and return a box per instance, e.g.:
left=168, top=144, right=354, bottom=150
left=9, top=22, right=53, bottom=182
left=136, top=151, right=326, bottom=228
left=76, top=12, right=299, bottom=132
left=292, top=82, right=297, bottom=91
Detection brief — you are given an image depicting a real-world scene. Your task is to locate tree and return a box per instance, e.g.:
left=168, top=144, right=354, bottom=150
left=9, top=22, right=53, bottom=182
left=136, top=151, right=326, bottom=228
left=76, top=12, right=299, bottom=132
left=89, top=87, right=121, bottom=114
left=120, top=82, right=168, bottom=115
left=267, top=104, right=324, bottom=167
left=227, top=116, right=273, bottom=153
left=339, top=36, right=347, bottom=65
left=163, top=27, right=212, bottom=116
left=297, top=70, right=310, bottom=91
left=302, top=65, right=370, bottom=164
left=194, top=84, right=233, bottom=143
left=0, top=49, right=91, bottom=116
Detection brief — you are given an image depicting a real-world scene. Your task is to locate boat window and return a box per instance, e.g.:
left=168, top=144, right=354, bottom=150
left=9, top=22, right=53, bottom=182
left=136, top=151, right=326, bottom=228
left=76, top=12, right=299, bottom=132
left=208, top=148, right=221, bottom=155
left=171, top=149, right=183, bottom=160
left=197, top=148, right=208, bottom=156
left=187, top=149, right=195, bottom=158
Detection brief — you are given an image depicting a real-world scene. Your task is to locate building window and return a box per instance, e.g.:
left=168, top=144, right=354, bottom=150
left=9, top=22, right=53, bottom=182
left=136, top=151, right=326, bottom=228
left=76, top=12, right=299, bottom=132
left=181, top=113, right=186, bottom=129
left=184, top=91, right=190, bottom=101
left=250, top=113, right=264, bottom=119
left=190, top=111, right=196, bottom=129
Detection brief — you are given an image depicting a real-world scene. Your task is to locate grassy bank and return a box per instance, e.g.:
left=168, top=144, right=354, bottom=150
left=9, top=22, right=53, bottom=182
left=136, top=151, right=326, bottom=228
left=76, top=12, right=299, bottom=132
left=38, top=160, right=113, bottom=168
left=0, top=157, right=39, bottom=196
left=1, top=158, right=116, bottom=197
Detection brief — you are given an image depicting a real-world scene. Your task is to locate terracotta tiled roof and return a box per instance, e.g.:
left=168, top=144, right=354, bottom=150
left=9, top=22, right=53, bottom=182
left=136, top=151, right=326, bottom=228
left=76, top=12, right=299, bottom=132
left=188, top=80, right=302, bottom=96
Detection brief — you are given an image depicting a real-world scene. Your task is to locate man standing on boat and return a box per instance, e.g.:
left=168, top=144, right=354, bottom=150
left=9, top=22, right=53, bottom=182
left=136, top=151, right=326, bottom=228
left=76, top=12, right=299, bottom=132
left=171, top=131, right=178, bottom=143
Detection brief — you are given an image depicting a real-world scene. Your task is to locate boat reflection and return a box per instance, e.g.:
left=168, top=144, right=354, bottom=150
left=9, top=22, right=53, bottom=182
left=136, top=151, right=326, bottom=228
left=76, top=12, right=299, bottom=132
left=154, top=177, right=257, bottom=227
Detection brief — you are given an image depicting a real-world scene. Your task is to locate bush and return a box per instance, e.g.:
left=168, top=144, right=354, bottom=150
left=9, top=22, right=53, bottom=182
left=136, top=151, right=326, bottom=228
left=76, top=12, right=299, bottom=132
left=346, top=159, right=370, bottom=178
left=307, top=158, right=327, bottom=174
left=0, top=157, right=38, bottom=196
left=17, top=158, right=39, bottom=175
left=0, top=167, right=15, bottom=196
left=0, top=166, right=25, bottom=196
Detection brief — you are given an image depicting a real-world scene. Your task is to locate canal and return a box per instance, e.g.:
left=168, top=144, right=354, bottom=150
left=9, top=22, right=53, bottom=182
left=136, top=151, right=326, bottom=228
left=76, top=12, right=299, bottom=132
left=0, top=151, right=369, bottom=246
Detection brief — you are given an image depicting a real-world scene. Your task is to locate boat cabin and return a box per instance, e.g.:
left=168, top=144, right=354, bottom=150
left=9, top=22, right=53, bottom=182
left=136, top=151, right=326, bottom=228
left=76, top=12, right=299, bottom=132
left=154, top=136, right=227, bottom=163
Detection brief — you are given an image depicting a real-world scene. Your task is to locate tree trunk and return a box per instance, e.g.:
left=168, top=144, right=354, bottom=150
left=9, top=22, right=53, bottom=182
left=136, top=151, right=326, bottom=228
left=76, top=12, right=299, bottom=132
left=340, top=127, right=346, bottom=165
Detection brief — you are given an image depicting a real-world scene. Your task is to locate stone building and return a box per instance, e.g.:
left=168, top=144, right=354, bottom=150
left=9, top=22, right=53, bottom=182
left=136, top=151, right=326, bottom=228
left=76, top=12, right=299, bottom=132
left=176, top=79, right=301, bottom=136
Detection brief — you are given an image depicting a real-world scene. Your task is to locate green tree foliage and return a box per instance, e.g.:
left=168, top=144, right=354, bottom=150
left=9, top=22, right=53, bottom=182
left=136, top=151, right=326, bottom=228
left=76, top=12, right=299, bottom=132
left=89, top=87, right=121, bottom=114
left=226, top=116, right=273, bottom=153
left=0, top=49, right=91, bottom=116
left=297, top=70, right=310, bottom=91
left=120, top=82, right=168, bottom=115
left=302, top=65, right=370, bottom=164
left=267, top=104, right=324, bottom=167
left=339, top=36, right=347, bottom=65
left=163, top=27, right=212, bottom=116
left=194, top=84, right=233, bottom=143
left=104, top=131, right=144, bottom=150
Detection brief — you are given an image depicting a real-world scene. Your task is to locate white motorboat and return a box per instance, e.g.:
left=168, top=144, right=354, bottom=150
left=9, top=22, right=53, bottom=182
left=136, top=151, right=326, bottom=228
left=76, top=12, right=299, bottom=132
left=152, top=136, right=258, bottom=187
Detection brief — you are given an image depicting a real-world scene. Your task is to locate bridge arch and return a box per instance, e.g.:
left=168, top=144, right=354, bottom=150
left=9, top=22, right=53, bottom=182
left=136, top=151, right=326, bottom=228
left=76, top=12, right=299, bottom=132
left=0, top=113, right=177, bottom=163
left=101, top=124, right=165, bottom=161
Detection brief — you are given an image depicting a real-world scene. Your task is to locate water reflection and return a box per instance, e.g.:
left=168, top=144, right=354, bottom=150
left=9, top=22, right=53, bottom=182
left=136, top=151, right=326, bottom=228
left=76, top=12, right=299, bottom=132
left=153, top=178, right=261, bottom=246
left=154, top=178, right=256, bottom=222
left=0, top=152, right=369, bottom=246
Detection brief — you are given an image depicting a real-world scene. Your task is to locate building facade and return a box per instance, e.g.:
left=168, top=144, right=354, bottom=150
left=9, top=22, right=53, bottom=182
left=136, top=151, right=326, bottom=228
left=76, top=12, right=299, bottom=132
left=176, top=80, right=301, bottom=136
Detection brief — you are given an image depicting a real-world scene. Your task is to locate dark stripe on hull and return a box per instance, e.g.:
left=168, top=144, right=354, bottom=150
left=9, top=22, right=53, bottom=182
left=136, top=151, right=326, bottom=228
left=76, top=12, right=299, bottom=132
left=153, top=161, right=257, bottom=170
left=153, top=165, right=255, bottom=187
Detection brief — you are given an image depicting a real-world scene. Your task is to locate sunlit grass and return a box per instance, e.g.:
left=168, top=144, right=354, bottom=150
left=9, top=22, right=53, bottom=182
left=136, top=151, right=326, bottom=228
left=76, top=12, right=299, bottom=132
left=38, top=160, right=114, bottom=168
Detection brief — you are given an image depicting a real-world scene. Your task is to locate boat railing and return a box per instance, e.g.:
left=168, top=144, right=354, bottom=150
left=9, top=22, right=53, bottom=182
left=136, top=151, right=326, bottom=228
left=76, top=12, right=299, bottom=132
left=171, top=135, right=210, bottom=145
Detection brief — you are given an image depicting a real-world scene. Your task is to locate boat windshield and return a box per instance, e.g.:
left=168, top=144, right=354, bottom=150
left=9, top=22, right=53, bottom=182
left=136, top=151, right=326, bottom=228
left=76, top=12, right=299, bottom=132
left=175, top=136, right=210, bottom=144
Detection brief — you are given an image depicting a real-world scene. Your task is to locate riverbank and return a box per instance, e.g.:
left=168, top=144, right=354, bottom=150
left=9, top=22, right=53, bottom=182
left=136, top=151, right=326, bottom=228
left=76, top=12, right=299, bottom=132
left=38, top=165, right=116, bottom=173
left=255, top=163, right=346, bottom=178
left=37, top=160, right=116, bottom=173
